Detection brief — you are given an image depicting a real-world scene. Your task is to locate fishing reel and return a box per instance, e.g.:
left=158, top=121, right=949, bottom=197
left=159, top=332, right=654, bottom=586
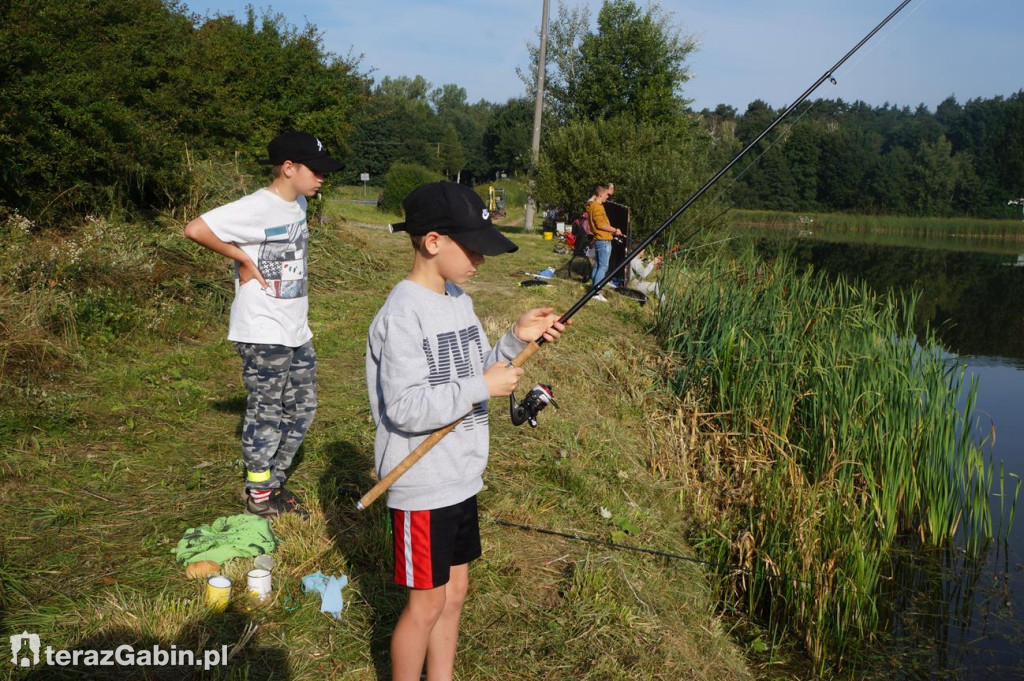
left=509, top=383, right=558, bottom=428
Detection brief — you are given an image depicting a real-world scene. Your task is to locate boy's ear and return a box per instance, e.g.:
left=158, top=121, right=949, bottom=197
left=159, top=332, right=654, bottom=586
left=421, top=232, right=445, bottom=255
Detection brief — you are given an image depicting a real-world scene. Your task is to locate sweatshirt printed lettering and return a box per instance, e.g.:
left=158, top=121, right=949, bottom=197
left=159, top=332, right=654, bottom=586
left=424, top=327, right=488, bottom=431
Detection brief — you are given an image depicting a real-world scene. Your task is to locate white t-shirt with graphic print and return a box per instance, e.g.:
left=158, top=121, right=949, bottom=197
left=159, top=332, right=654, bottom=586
left=201, top=189, right=312, bottom=347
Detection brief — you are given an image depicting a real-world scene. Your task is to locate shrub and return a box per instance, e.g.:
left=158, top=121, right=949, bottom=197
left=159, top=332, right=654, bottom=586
left=534, top=115, right=712, bottom=243
left=0, top=0, right=366, bottom=226
left=0, top=211, right=230, bottom=389
left=380, top=163, right=440, bottom=214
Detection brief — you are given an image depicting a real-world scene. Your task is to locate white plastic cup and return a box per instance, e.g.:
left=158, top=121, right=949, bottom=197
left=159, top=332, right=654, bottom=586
left=247, top=568, right=272, bottom=601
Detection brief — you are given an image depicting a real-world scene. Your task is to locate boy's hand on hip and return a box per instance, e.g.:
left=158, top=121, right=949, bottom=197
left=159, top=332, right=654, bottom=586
left=513, top=307, right=569, bottom=344
left=484, top=363, right=524, bottom=398
left=239, top=259, right=269, bottom=290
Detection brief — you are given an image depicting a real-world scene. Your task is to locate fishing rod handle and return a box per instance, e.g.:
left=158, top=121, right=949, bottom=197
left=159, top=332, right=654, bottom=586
left=356, top=341, right=543, bottom=511
left=356, top=418, right=465, bottom=510
left=510, top=339, right=542, bottom=367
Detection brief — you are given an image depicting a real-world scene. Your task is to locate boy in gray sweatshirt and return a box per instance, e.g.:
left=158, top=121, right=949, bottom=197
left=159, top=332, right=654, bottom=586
left=366, top=181, right=566, bottom=681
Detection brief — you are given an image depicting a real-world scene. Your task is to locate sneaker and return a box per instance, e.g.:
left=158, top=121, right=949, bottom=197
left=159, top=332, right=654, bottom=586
left=593, top=293, right=608, bottom=302
left=246, top=487, right=309, bottom=519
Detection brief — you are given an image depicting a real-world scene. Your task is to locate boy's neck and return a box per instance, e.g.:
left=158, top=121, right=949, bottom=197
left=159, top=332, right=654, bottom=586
left=268, top=179, right=298, bottom=203
left=407, top=257, right=448, bottom=295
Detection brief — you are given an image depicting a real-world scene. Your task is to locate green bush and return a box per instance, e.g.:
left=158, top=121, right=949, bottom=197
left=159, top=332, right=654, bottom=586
left=380, top=163, right=440, bottom=214
left=534, top=115, right=712, bottom=243
left=0, top=0, right=367, bottom=226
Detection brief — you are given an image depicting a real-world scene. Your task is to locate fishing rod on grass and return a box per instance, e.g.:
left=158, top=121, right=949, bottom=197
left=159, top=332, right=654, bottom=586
left=356, top=0, right=915, bottom=511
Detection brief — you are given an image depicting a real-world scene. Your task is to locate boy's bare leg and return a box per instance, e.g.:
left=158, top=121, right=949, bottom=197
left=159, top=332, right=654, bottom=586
left=425, top=564, right=469, bottom=680
left=391, top=585, right=446, bottom=681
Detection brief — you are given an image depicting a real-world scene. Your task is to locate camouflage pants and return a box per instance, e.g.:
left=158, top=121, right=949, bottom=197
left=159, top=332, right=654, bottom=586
left=235, top=341, right=317, bottom=491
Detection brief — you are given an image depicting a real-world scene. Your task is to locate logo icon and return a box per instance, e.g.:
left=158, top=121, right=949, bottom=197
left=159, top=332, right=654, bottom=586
left=315, top=138, right=324, bottom=152
left=10, top=632, right=40, bottom=667
left=481, top=209, right=490, bottom=220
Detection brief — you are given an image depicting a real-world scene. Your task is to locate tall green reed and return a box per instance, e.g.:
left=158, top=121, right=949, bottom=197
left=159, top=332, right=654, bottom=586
left=656, top=246, right=996, bottom=666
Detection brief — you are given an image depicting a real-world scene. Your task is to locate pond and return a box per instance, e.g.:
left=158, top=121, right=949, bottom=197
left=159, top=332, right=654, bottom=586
left=746, top=229, right=1024, bottom=679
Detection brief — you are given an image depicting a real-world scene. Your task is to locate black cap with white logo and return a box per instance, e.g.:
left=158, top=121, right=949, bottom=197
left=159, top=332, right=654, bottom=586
left=260, top=131, right=343, bottom=174
left=390, top=182, right=518, bottom=256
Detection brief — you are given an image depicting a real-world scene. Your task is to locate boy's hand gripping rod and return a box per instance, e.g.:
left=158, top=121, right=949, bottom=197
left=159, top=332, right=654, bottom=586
left=356, top=0, right=914, bottom=511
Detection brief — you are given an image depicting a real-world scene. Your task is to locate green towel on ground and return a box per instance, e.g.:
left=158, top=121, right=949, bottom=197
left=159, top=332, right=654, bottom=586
left=174, top=514, right=277, bottom=565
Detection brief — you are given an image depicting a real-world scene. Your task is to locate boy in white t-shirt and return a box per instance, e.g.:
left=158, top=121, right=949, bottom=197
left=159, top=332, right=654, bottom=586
left=184, top=131, right=342, bottom=518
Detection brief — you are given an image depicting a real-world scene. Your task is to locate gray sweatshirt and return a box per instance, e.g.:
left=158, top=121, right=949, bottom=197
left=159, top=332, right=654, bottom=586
left=366, top=280, right=527, bottom=510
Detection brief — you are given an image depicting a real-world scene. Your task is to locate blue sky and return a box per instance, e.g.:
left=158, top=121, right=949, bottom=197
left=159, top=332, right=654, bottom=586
left=184, top=0, right=1023, bottom=112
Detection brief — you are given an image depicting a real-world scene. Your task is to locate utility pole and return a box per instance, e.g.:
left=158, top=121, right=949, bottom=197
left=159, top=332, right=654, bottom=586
left=523, top=0, right=550, bottom=232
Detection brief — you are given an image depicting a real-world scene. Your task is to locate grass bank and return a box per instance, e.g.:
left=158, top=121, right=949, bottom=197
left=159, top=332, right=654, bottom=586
left=0, top=191, right=757, bottom=679
left=732, top=208, right=1024, bottom=242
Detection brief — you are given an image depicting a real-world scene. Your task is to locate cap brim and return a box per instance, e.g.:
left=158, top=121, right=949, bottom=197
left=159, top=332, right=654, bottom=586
left=301, top=156, right=344, bottom=174
left=450, top=226, right=518, bottom=256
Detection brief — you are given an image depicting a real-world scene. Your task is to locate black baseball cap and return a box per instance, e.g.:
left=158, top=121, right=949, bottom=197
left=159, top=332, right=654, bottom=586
left=260, top=131, right=343, bottom=174
left=390, top=182, right=518, bottom=256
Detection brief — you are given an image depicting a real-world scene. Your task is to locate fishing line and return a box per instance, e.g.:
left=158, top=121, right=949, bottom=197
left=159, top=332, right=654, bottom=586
left=690, top=0, right=930, bottom=232
left=643, top=209, right=727, bottom=261
left=667, top=234, right=740, bottom=255
left=678, top=81, right=830, bottom=229
left=489, top=518, right=869, bottom=596
left=492, top=516, right=1024, bottom=650
left=827, top=0, right=932, bottom=88
left=698, top=101, right=822, bottom=215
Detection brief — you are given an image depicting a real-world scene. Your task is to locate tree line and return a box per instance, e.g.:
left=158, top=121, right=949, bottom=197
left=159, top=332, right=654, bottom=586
left=0, top=0, right=533, bottom=225
left=2, top=0, right=1021, bottom=229
left=340, top=75, right=534, bottom=188
left=1, top=0, right=367, bottom=222
left=706, top=94, right=1024, bottom=220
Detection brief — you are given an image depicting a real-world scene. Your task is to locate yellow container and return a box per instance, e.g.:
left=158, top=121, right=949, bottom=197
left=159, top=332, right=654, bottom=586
left=205, top=575, right=231, bottom=611
left=543, top=231, right=553, bottom=240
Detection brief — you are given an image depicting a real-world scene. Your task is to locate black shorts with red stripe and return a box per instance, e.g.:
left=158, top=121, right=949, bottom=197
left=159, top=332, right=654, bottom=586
left=391, top=495, right=482, bottom=589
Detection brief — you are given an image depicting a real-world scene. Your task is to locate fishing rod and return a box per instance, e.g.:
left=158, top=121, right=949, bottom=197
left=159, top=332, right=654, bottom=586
left=558, top=0, right=914, bottom=325
left=356, top=0, right=915, bottom=511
